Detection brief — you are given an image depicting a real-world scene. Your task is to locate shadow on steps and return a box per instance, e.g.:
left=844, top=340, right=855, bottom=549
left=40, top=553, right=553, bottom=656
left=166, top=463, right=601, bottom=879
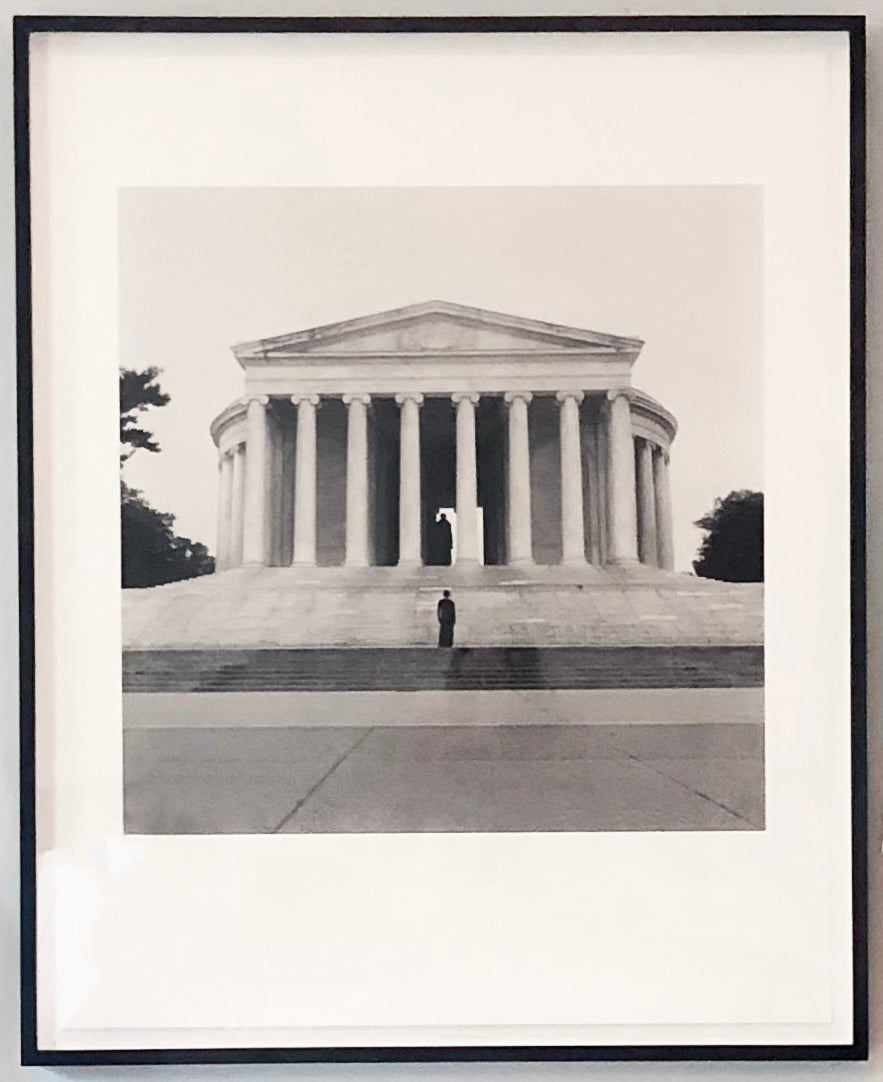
left=123, top=645, right=764, bottom=693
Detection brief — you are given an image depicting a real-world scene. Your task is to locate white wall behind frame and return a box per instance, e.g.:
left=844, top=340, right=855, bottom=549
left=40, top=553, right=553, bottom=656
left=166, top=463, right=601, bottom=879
left=0, top=1, right=876, bottom=1080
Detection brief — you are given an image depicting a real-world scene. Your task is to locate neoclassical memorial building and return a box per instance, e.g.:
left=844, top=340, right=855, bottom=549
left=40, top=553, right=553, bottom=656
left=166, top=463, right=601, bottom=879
left=124, top=300, right=764, bottom=649
left=210, top=301, right=677, bottom=575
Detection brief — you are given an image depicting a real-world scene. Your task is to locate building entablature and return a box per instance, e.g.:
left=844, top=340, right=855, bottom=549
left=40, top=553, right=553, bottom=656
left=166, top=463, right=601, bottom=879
left=241, top=362, right=634, bottom=401
left=628, top=390, right=678, bottom=449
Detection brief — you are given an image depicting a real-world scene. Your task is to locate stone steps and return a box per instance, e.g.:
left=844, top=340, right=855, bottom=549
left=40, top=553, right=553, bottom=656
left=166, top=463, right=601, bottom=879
left=122, top=645, right=764, bottom=692
left=122, top=568, right=764, bottom=649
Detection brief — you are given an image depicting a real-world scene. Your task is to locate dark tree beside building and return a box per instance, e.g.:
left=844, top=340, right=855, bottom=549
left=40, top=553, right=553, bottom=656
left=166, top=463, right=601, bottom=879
left=693, top=490, right=763, bottom=583
left=120, top=366, right=170, bottom=461
left=120, top=367, right=215, bottom=587
left=121, top=482, right=214, bottom=588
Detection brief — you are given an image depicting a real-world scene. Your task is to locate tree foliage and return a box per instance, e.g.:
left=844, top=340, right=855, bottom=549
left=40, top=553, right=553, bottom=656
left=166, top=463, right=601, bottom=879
left=120, top=366, right=170, bottom=462
left=121, top=482, right=215, bottom=588
left=119, top=367, right=214, bottom=587
left=693, top=490, right=764, bottom=583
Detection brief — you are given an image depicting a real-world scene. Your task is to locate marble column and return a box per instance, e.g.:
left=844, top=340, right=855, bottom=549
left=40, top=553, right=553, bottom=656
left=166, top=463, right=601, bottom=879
left=653, top=447, right=675, bottom=571
left=606, top=390, right=639, bottom=565
left=635, top=438, right=658, bottom=566
left=396, top=392, right=423, bottom=566
left=504, top=391, right=533, bottom=565
left=344, top=393, right=371, bottom=567
left=453, top=392, right=481, bottom=564
left=291, top=394, right=319, bottom=566
left=241, top=395, right=269, bottom=566
left=595, top=421, right=609, bottom=565
left=557, top=390, right=585, bottom=564
left=230, top=442, right=246, bottom=567
left=267, top=418, right=282, bottom=566
left=264, top=415, right=277, bottom=566
left=216, top=450, right=234, bottom=570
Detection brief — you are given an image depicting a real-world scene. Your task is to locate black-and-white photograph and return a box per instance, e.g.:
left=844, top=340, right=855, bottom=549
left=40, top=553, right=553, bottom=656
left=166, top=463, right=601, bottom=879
left=120, top=185, right=764, bottom=835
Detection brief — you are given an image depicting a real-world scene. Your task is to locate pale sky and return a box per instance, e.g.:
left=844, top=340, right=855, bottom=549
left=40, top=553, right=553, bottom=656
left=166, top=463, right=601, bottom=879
left=120, top=186, right=763, bottom=571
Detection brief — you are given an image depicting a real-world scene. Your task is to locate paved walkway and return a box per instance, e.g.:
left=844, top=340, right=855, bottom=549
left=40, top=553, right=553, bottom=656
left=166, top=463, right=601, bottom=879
left=123, top=687, right=763, bottom=729
left=123, top=690, right=764, bottom=835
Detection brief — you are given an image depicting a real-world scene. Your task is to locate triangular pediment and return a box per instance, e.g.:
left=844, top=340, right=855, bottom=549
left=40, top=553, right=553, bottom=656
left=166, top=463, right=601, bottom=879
left=233, top=301, right=643, bottom=362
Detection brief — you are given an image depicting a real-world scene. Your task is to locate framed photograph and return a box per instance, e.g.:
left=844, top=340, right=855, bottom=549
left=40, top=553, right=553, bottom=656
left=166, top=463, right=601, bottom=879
left=16, top=14, right=867, bottom=1064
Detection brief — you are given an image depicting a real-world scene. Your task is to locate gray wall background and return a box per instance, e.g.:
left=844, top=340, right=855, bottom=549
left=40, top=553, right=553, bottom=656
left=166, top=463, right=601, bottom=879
left=0, top=0, right=879, bottom=1078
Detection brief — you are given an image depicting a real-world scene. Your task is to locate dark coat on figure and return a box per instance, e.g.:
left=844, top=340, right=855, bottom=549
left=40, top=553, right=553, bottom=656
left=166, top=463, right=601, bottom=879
left=436, top=519, right=453, bottom=566
left=437, top=597, right=456, bottom=647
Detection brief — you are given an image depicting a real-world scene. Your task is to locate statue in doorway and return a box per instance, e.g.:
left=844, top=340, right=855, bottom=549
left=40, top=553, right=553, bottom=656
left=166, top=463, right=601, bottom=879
left=433, top=513, right=453, bottom=566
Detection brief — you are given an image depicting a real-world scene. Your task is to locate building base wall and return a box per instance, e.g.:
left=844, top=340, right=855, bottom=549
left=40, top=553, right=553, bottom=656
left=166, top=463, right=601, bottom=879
left=122, top=567, right=763, bottom=650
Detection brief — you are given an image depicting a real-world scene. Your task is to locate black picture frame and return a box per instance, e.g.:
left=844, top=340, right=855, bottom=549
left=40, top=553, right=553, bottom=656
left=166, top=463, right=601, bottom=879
left=15, top=13, right=867, bottom=1066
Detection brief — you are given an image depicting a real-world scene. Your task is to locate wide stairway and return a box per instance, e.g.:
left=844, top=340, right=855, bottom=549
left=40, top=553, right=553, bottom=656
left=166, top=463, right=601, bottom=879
left=123, top=644, right=763, bottom=692
left=122, top=565, right=764, bottom=650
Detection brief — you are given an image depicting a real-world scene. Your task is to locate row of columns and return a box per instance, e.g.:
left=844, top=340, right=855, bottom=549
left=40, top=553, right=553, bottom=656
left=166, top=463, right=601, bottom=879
left=636, top=434, right=675, bottom=571
left=216, top=390, right=674, bottom=571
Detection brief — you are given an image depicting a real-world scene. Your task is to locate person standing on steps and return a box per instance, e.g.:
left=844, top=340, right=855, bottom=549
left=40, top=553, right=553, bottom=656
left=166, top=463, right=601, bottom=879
left=437, top=589, right=456, bottom=647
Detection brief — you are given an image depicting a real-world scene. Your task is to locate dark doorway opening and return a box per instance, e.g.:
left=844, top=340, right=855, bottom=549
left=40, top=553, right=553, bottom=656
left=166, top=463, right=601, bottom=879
left=420, top=398, right=456, bottom=565
left=478, top=397, right=507, bottom=565
left=369, top=397, right=400, bottom=565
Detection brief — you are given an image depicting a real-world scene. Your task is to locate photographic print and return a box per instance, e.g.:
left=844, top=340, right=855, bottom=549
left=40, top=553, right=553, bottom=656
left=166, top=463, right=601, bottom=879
left=119, top=185, right=764, bottom=836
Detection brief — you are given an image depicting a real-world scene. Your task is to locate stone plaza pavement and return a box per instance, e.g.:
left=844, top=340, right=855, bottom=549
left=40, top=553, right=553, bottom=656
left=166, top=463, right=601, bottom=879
left=123, top=688, right=764, bottom=835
